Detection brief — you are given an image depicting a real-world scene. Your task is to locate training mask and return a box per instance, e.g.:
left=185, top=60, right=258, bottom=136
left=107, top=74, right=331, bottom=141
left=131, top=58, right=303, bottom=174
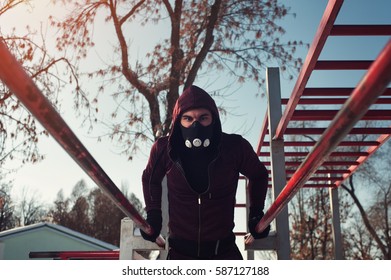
left=180, top=121, right=213, bottom=149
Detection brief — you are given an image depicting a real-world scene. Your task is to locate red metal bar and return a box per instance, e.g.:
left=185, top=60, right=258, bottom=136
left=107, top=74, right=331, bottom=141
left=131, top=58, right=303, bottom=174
left=0, top=39, right=165, bottom=247
left=279, top=127, right=391, bottom=135
left=255, top=39, right=391, bottom=234
left=268, top=176, right=344, bottom=182
left=29, top=251, right=119, bottom=260
left=307, top=169, right=350, bottom=174
left=261, top=140, right=380, bottom=147
left=256, top=111, right=269, bottom=156
left=282, top=98, right=346, bottom=105
left=268, top=184, right=336, bottom=188
left=259, top=151, right=369, bottom=157
left=263, top=161, right=359, bottom=166
left=303, top=87, right=353, bottom=96
left=271, top=169, right=351, bottom=175
left=330, top=25, right=391, bottom=36
left=307, top=177, right=344, bottom=182
left=315, top=60, right=372, bottom=70
left=291, top=109, right=391, bottom=121
left=274, top=0, right=344, bottom=139
left=282, top=97, right=391, bottom=105
left=302, top=87, right=391, bottom=96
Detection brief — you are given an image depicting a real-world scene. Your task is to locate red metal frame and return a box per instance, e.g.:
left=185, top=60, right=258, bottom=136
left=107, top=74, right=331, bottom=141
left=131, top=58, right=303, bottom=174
left=251, top=0, right=391, bottom=240
left=274, top=0, right=344, bottom=139
left=256, top=39, right=391, bottom=233
left=0, top=0, right=390, bottom=256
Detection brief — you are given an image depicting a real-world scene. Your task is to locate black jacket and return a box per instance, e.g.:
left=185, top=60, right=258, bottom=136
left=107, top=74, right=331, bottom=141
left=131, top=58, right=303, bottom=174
left=142, top=85, right=268, bottom=241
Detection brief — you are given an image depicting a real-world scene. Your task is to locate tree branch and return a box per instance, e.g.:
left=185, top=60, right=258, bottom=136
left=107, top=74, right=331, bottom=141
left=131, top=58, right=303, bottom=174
left=184, top=0, right=222, bottom=89
left=341, top=175, right=388, bottom=258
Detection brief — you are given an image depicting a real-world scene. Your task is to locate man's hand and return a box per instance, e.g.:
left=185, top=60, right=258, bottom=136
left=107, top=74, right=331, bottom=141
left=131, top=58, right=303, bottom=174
left=140, top=209, right=162, bottom=242
left=248, top=210, right=270, bottom=239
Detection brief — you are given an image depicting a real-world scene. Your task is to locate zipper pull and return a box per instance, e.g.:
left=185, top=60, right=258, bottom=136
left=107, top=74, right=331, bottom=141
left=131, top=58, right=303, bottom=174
left=198, top=196, right=201, bottom=205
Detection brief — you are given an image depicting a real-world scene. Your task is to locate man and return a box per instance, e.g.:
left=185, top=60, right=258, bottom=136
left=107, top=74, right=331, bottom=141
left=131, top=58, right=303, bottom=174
left=141, top=85, right=270, bottom=260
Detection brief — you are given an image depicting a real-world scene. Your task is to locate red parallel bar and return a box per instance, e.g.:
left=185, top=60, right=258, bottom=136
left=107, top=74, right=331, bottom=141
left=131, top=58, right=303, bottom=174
left=274, top=0, right=344, bottom=139
left=307, top=177, right=344, bottom=182
left=235, top=203, right=247, bottom=208
left=330, top=25, right=391, bottom=36
left=267, top=177, right=344, bottom=182
left=258, top=151, right=369, bottom=157
left=292, top=109, right=391, bottom=121
left=315, top=60, right=372, bottom=70
left=261, top=140, right=380, bottom=147
left=263, top=161, right=359, bottom=166
left=255, top=39, right=391, bottom=234
left=29, top=251, right=119, bottom=260
left=279, top=127, right=391, bottom=135
left=256, top=111, right=269, bottom=156
left=282, top=98, right=347, bottom=105
left=272, top=169, right=351, bottom=175
left=0, top=39, right=165, bottom=247
left=306, top=169, right=350, bottom=175
left=302, top=87, right=391, bottom=96
left=282, top=97, right=391, bottom=105
left=267, top=184, right=336, bottom=188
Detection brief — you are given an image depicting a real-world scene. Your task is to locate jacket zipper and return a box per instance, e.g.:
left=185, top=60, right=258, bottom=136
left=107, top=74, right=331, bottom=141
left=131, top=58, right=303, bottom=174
left=198, top=155, right=218, bottom=256
left=175, top=161, right=204, bottom=256
left=198, top=195, right=202, bottom=257
left=174, top=153, right=219, bottom=257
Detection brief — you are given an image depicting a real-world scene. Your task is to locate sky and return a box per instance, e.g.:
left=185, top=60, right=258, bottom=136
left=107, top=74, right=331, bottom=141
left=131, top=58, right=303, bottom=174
left=1, top=0, right=390, bottom=210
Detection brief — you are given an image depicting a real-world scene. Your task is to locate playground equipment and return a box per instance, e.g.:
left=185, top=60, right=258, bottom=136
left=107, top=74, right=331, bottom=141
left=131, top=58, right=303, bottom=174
left=246, top=0, right=391, bottom=259
left=0, top=0, right=390, bottom=259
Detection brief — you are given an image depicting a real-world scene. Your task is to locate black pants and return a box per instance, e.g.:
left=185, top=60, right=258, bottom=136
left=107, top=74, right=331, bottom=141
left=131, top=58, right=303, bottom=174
left=167, top=234, right=243, bottom=260
left=167, top=243, right=243, bottom=260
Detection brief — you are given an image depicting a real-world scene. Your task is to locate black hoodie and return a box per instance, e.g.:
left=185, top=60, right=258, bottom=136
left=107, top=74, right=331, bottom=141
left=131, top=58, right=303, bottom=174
left=142, top=85, right=268, bottom=242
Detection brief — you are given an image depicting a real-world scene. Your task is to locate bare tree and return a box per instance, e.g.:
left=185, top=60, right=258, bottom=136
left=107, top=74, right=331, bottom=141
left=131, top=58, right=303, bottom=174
left=49, top=0, right=305, bottom=159
left=0, top=181, right=16, bottom=231
left=50, top=189, right=70, bottom=226
left=283, top=120, right=358, bottom=259
left=49, top=179, right=144, bottom=246
left=343, top=213, right=379, bottom=259
left=341, top=140, right=391, bottom=259
left=15, top=187, right=47, bottom=226
left=0, top=0, right=84, bottom=167
left=67, top=180, right=92, bottom=235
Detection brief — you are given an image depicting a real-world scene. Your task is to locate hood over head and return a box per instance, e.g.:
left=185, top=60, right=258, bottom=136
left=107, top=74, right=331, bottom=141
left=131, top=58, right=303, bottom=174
left=169, top=85, right=222, bottom=150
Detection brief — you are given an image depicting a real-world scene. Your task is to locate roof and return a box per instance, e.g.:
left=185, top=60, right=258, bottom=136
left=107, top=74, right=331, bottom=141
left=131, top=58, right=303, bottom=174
left=0, top=222, right=118, bottom=251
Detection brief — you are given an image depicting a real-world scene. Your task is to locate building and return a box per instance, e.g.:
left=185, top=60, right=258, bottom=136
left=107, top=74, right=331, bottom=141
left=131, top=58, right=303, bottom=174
left=0, top=223, right=118, bottom=260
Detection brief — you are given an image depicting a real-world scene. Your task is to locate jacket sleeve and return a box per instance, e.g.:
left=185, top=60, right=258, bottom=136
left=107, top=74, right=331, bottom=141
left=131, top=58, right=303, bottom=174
left=238, top=137, right=269, bottom=213
left=142, top=138, right=168, bottom=212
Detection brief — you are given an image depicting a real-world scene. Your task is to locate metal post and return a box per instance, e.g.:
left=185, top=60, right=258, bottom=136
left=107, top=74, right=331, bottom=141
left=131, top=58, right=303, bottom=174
left=265, top=68, right=291, bottom=259
left=329, top=187, right=344, bottom=259
left=119, top=218, right=164, bottom=260
left=0, top=242, right=4, bottom=260
left=119, top=177, right=168, bottom=260
left=255, top=39, right=391, bottom=234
